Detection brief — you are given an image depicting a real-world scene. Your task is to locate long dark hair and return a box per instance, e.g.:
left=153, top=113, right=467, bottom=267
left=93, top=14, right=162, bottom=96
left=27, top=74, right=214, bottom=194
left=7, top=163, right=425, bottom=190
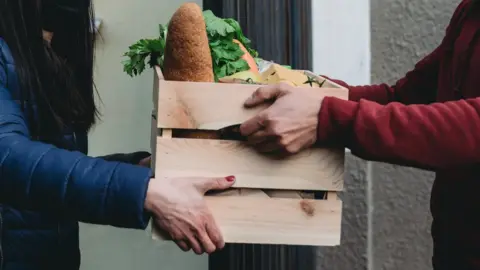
left=0, top=0, right=99, bottom=141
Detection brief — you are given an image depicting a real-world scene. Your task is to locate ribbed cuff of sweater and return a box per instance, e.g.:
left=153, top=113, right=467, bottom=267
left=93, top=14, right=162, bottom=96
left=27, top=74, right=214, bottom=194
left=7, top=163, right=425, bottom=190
left=317, top=96, right=359, bottom=146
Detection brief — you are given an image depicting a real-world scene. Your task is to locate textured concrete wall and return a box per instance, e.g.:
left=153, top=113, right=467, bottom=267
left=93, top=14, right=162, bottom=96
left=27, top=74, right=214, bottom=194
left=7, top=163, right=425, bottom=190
left=316, top=154, right=369, bottom=270
left=370, top=0, right=457, bottom=269
left=317, top=1, right=459, bottom=270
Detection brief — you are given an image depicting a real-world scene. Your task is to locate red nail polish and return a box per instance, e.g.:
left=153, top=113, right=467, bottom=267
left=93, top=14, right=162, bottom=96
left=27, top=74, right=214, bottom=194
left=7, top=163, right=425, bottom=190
left=225, top=176, right=236, bottom=182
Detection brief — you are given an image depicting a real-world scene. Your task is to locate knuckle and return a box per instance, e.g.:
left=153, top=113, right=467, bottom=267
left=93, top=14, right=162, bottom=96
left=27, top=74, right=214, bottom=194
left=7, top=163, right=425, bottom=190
left=210, top=234, right=221, bottom=245
left=213, top=233, right=224, bottom=248
left=216, top=240, right=225, bottom=250
left=254, top=88, right=268, bottom=99
left=191, top=224, right=202, bottom=234
left=260, top=110, right=270, bottom=120
left=285, top=145, right=300, bottom=154
left=258, top=111, right=271, bottom=124
left=279, top=136, right=290, bottom=147
left=176, top=241, right=190, bottom=251
left=192, top=245, right=204, bottom=255
left=269, top=123, right=282, bottom=136
left=205, top=245, right=216, bottom=254
left=277, top=82, right=292, bottom=92
left=196, top=217, right=208, bottom=228
left=170, top=231, right=183, bottom=241
left=203, top=211, right=214, bottom=220
left=214, top=178, right=224, bottom=188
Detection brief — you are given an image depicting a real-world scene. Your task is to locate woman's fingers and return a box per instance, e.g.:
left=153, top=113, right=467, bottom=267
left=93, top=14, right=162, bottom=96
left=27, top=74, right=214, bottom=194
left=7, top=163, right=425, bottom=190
left=195, top=176, right=236, bottom=193
left=197, top=226, right=217, bottom=254
left=177, top=226, right=220, bottom=254
left=187, top=234, right=204, bottom=255
left=147, top=176, right=231, bottom=255
left=180, top=216, right=223, bottom=254
left=175, top=240, right=191, bottom=252
left=205, top=216, right=225, bottom=249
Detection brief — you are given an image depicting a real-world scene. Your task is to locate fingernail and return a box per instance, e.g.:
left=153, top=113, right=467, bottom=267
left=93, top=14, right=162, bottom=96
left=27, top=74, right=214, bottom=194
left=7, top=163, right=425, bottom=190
left=225, top=176, right=236, bottom=182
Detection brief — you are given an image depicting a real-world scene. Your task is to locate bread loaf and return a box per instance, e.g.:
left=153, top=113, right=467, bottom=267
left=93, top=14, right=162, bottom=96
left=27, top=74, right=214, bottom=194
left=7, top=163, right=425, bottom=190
left=163, top=3, right=214, bottom=82
left=163, top=3, right=218, bottom=139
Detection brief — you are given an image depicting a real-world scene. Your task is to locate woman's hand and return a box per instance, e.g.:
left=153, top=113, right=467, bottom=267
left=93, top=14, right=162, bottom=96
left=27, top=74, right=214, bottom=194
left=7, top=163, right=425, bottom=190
left=240, top=83, right=324, bottom=154
left=144, top=176, right=236, bottom=254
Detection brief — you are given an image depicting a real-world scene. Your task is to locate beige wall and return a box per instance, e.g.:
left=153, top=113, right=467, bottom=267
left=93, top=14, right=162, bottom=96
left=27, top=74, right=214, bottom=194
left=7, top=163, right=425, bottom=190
left=81, top=1, right=206, bottom=269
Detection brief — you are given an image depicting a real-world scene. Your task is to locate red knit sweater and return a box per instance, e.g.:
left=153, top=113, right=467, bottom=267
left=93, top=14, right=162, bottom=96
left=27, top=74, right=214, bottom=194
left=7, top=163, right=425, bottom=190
left=318, top=1, right=480, bottom=268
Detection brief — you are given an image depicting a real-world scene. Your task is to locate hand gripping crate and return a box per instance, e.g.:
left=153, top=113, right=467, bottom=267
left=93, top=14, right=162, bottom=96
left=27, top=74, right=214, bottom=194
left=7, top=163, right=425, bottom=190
left=150, top=66, right=347, bottom=246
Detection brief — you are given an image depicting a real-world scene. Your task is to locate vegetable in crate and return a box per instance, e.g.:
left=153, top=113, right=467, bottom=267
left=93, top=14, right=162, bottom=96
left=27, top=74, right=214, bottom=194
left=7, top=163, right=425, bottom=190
left=122, top=6, right=259, bottom=81
left=219, top=64, right=327, bottom=87
left=163, top=3, right=214, bottom=82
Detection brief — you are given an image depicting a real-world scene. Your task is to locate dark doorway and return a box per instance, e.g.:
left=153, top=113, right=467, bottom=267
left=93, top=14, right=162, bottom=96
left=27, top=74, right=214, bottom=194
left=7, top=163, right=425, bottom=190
left=203, top=0, right=312, bottom=70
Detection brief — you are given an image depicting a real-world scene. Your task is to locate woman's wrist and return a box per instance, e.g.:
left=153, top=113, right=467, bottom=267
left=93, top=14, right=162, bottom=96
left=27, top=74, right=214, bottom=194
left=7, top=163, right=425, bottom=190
left=144, top=179, right=155, bottom=213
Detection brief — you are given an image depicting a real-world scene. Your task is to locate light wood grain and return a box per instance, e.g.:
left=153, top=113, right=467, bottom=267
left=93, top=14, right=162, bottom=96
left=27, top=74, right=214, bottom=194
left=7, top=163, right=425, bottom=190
left=150, top=111, right=157, bottom=176
left=153, top=66, right=165, bottom=108
left=327, top=191, right=339, bottom=201
left=152, top=195, right=342, bottom=246
left=155, top=78, right=348, bottom=130
left=155, top=137, right=344, bottom=191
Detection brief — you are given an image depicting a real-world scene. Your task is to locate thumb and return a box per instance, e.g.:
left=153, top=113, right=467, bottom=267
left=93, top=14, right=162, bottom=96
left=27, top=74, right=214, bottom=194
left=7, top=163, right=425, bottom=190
left=196, top=176, right=236, bottom=193
left=244, top=85, right=284, bottom=107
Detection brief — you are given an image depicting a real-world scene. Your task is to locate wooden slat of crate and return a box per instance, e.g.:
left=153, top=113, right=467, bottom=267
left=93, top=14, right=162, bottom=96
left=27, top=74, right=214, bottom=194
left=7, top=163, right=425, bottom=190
left=150, top=110, right=157, bottom=175
left=151, top=66, right=346, bottom=114
left=155, top=79, right=348, bottom=130
left=155, top=137, right=344, bottom=191
left=152, top=192, right=342, bottom=246
left=152, top=66, right=162, bottom=110
left=156, top=79, right=268, bottom=130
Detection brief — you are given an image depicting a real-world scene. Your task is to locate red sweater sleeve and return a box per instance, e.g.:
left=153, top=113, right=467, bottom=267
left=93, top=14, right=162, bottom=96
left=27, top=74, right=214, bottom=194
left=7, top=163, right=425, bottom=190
left=325, top=46, right=441, bottom=105
left=318, top=97, right=480, bottom=171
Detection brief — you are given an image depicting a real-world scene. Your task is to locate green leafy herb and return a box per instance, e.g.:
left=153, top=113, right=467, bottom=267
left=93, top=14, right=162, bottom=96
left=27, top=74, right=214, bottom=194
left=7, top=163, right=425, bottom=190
left=223, top=18, right=258, bottom=58
left=202, top=10, right=258, bottom=81
left=122, top=24, right=168, bottom=77
left=203, top=10, right=235, bottom=37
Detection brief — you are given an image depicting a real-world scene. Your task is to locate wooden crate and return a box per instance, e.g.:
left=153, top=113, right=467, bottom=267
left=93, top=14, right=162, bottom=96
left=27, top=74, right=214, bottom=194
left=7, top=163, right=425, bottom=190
left=150, top=66, right=347, bottom=246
